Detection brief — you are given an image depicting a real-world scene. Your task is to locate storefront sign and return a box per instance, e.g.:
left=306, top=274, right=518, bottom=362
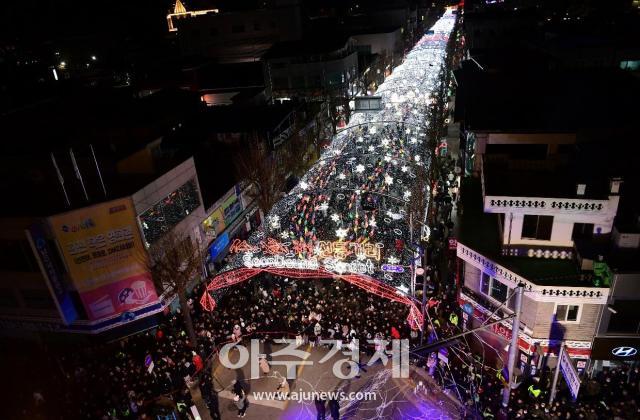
left=48, top=198, right=158, bottom=321
left=560, top=348, right=581, bottom=400
left=222, top=191, right=242, bottom=225
left=203, top=207, right=225, bottom=237
left=611, top=346, right=637, bottom=357
left=591, top=337, right=640, bottom=361
left=382, top=264, right=405, bottom=273
left=209, top=232, right=230, bottom=260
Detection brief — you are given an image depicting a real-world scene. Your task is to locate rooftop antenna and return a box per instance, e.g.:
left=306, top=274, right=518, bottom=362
left=51, top=152, right=71, bottom=207
left=89, top=144, right=107, bottom=198
left=69, top=148, right=89, bottom=202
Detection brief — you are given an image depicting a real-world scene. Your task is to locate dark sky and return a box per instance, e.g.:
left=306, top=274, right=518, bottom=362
left=1, top=0, right=173, bottom=44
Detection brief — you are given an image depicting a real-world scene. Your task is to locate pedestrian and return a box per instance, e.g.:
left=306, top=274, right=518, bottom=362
left=259, top=355, right=270, bottom=375
left=328, top=398, right=340, bottom=419
left=314, top=397, right=327, bottom=420
left=277, top=377, right=290, bottom=399
left=234, top=389, right=247, bottom=418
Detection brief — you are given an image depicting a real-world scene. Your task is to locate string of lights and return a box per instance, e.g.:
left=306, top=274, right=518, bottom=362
left=201, top=9, right=458, bottom=330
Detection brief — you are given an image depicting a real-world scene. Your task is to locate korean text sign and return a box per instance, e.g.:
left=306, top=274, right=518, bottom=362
left=48, top=198, right=158, bottom=320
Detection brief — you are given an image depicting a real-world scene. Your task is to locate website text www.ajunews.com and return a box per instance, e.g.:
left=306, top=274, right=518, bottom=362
left=252, top=390, right=377, bottom=402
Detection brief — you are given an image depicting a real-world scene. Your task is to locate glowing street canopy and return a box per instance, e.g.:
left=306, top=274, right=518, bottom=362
left=201, top=8, right=458, bottom=331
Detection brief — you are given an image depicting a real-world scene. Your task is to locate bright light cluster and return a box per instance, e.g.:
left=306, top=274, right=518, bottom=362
left=202, top=9, right=458, bottom=330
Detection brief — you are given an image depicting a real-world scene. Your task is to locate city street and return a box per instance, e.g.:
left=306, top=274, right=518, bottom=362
left=191, top=341, right=461, bottom=419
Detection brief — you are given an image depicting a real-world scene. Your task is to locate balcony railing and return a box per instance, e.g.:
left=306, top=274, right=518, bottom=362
left=457, top=242, right=610, bottom=304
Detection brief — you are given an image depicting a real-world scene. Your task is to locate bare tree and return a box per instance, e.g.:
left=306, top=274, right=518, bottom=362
left=282, top=123, right=312, bottom=178
left=149, top=231, right=205, bottom=346
left=233, top=132, right=287, bottom=215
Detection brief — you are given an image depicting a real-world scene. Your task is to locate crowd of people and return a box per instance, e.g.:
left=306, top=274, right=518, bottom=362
left=20, top=272, right=416, bottom=419
left=15, top=155, right=640, bottom=420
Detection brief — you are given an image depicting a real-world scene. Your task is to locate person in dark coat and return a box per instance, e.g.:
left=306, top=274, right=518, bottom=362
left=314, top=397, right=326, bottom=420
left=328, top=398, right=340, bottom=419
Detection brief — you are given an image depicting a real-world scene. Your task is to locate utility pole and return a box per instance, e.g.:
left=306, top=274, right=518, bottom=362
left=502, top=284, right=524, bottom=408
left=549, top=343, right=565, bottom=404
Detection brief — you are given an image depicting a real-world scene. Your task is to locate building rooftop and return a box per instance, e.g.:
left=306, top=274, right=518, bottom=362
left=263, top=36, right=351, bottom=60
left=482, top=155, right=612, bottom=200
left=454, top=63, right=640, bottom=133
left=458, top=177, right=601, bottom=287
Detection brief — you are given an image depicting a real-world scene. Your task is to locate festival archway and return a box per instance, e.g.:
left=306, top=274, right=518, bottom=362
left=200, top=267, right=423, bottom=331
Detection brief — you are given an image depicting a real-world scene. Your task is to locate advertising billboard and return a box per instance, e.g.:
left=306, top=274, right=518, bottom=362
left=48, top=198, right=158, bottom=320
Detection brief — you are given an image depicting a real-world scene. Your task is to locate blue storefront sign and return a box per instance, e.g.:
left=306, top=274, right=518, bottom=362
left=382, top=264, right=405, bottom=273
left=209, top=232, right=230, bottom=260
left=28, top=223, right=78, bottom=324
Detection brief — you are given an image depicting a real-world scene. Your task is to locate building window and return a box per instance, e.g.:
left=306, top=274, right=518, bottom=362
left=481, top=272, right=490, bottom=295
left=139, top=179, right=201, bottom=246
left=572, top=223, right=594, bottom=241
left=522, top=215, right=553, bottom=240
left=555, top=304, right=580, bottom=322
left=480, top=272, right=509, bottom=303
left=490, top=280, right=508, bottom=303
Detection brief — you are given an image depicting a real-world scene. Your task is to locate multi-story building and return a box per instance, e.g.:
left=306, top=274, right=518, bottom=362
left=171, top=0, right=303, bottom=63
left=456, top=138, right=620, bottom=375
left=588, top=221, right=640, bottom=369
left=452, top=64, right=640, bottom=375
left=263, top=36, right=359, bottom=100
left=0, top=88, right=212, bottom=338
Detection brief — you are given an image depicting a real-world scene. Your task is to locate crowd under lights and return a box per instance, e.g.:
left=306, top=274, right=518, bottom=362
left=201, top=9, right=458, bottom=330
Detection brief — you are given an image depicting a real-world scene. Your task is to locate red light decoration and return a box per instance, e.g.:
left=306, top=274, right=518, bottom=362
left=200, top=267, right=423, bottom=331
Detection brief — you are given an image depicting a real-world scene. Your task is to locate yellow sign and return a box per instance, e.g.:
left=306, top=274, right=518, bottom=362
left=48, top=198, right=149, bottom=293
left=203, top=207, right=225, bottom=236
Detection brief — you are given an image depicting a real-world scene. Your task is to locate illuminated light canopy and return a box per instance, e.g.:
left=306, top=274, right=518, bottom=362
left=201, top=9, right=458, bottom=331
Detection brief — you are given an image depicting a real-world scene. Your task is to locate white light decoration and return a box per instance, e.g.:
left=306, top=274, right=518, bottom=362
left=269, top=215, right=280, bottom=229
left=335, top=228, right=348, bottom=239
left=205, top=8, right=459, bottom=304
left=386, top=210, right=402, bottom=220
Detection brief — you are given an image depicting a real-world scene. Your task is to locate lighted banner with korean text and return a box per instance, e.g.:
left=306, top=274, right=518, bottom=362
left=48, top=198, right=158, bottom=320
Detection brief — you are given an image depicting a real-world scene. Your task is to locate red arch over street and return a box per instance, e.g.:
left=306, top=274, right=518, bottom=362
left=200, top=267, right=423, bottom=331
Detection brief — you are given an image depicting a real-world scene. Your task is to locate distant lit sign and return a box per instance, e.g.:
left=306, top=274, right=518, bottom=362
left=382, top=264, right=405, bottom=273
left=612, top=346, right=638, bottom=357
